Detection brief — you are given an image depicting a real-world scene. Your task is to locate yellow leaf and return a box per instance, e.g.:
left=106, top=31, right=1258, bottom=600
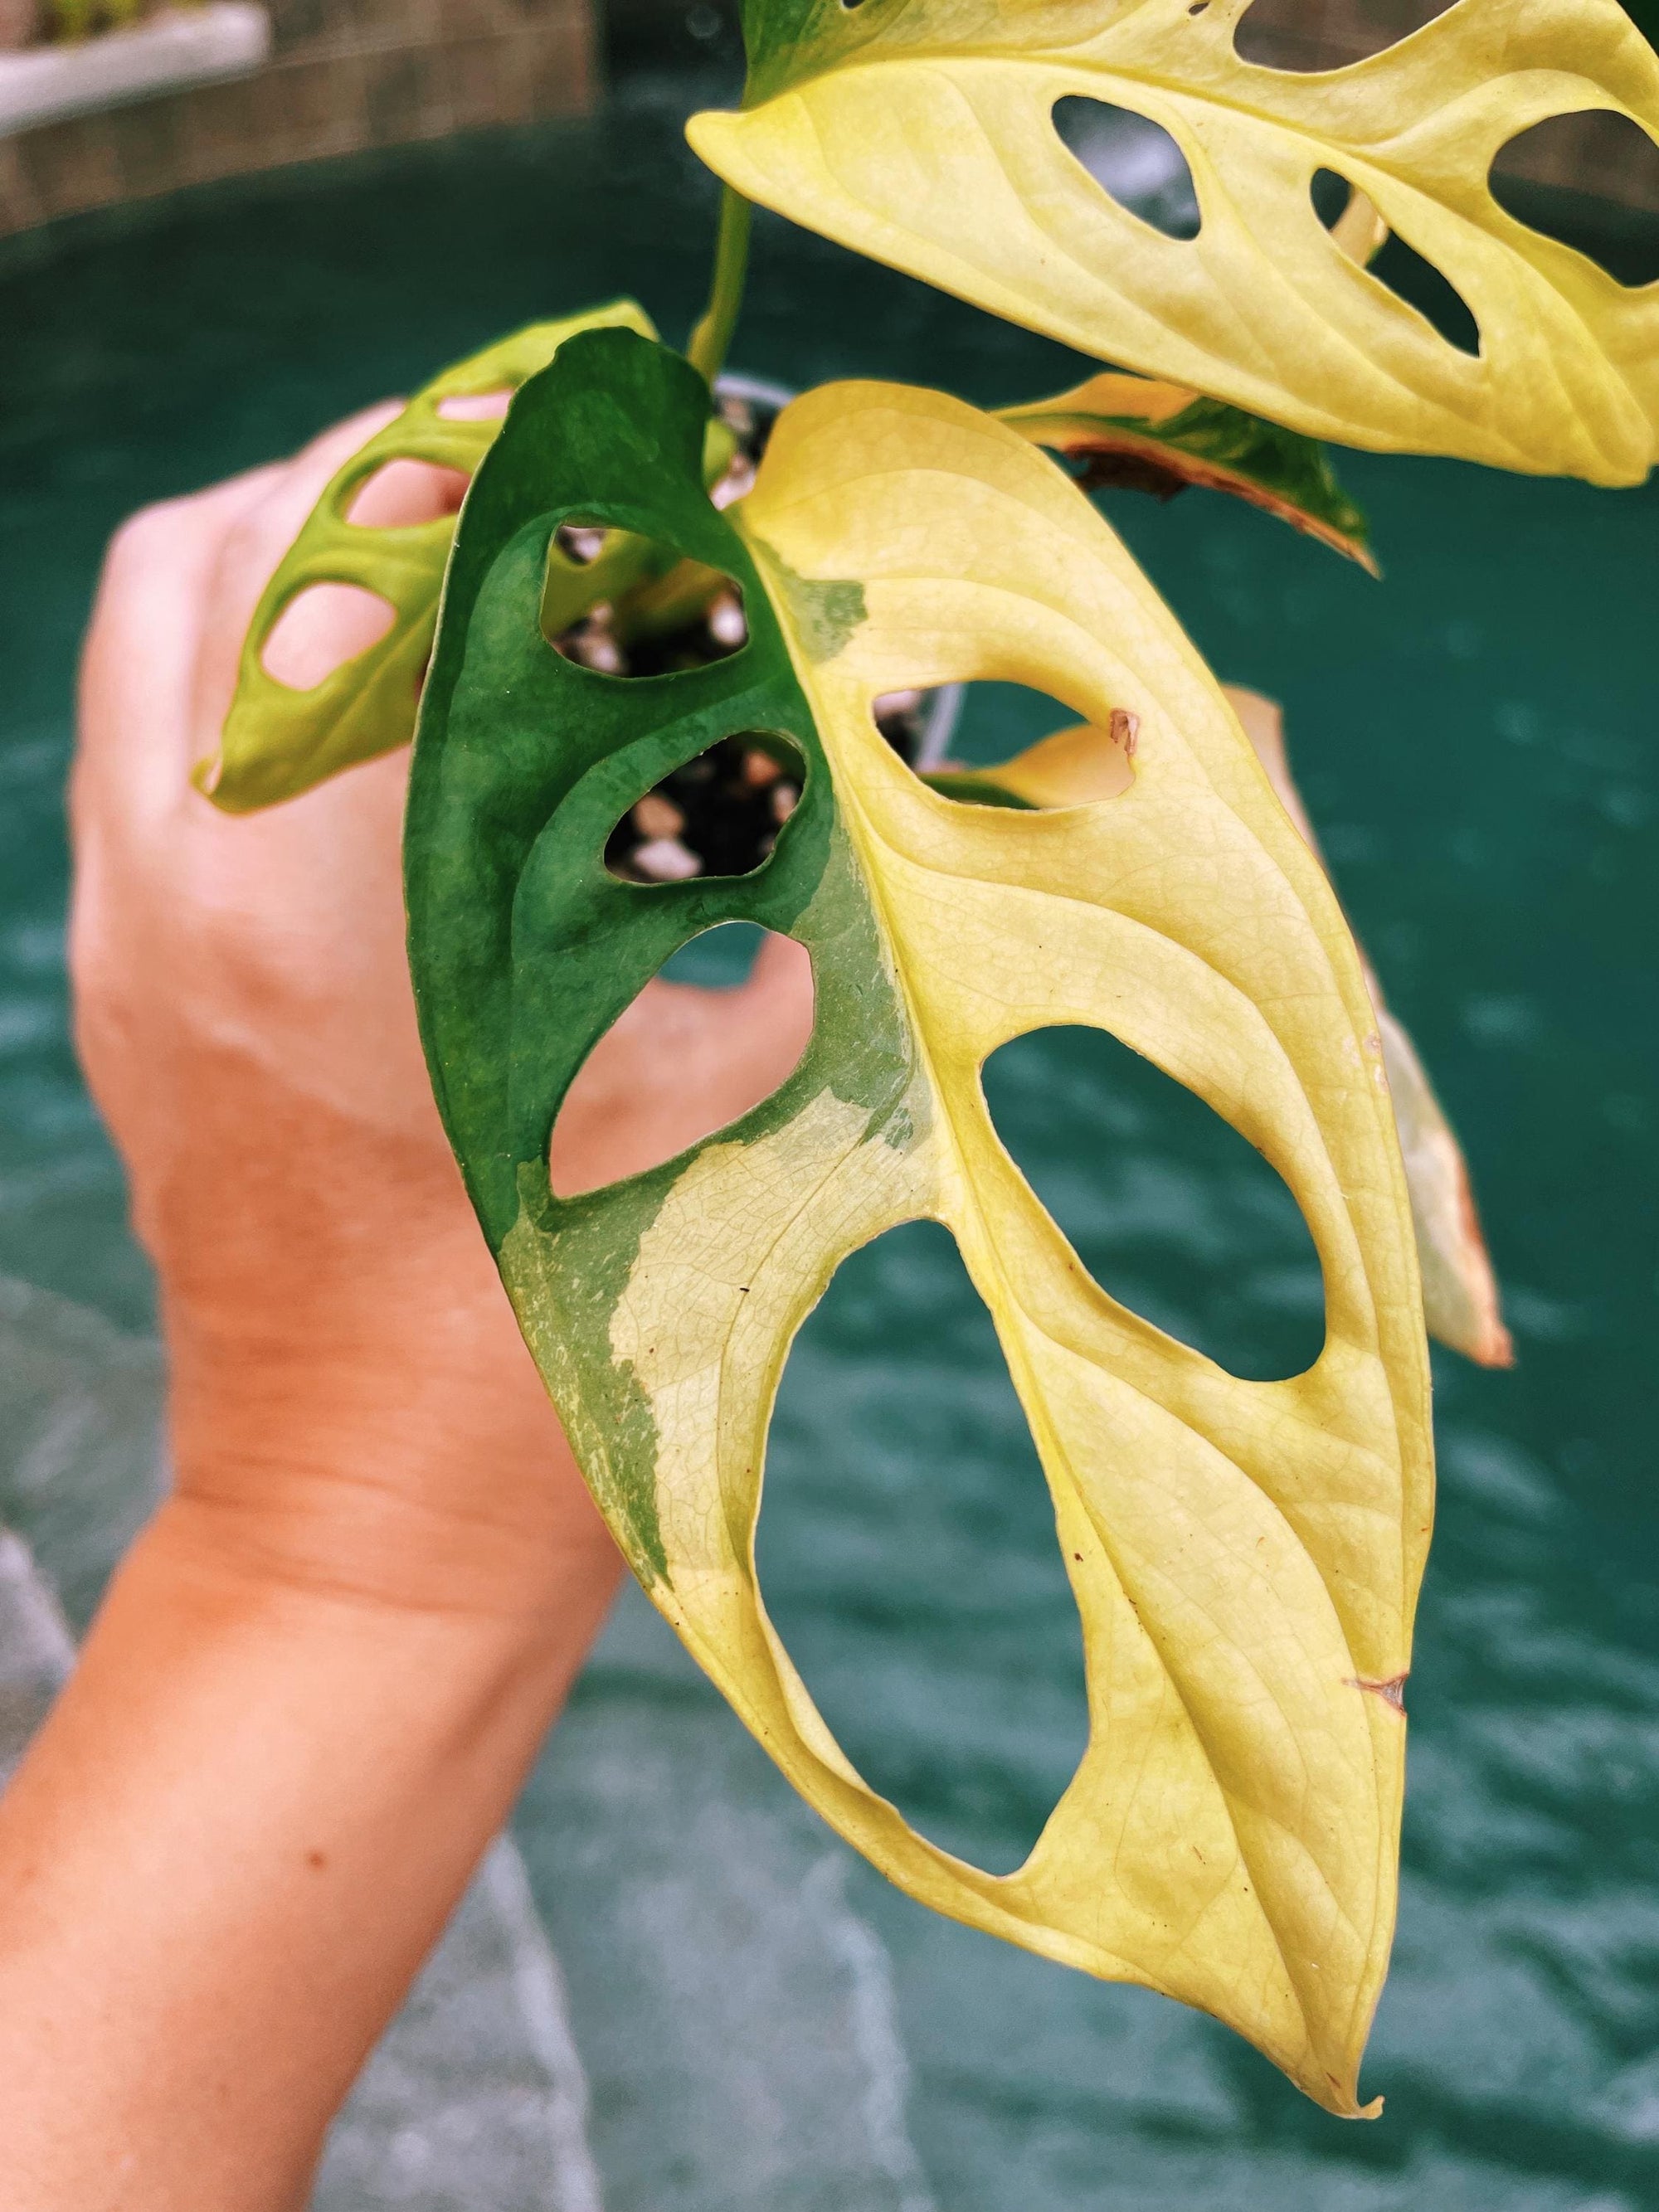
left=732, top=388, right=1432, bottom=2112
left=689, top=0, right=1659, bottom=483
left=961, top=713, right=1138, bottom=805
left=1331, top=184, right=1388, bottom=269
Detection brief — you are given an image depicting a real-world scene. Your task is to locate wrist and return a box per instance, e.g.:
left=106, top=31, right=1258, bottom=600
left=162, top=1276, right=621, bottom=1626
left=0, top=1461, right=614, bottom=2209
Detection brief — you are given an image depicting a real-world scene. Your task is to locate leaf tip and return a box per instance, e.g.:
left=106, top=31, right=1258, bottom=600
left=1468, top=1315, right=1516, bottom=1371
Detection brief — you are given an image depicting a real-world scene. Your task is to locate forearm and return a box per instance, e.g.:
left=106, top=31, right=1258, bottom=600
left=0, top=1470, right=618, bottom=2212
left=35, top=416, right=795, bottom=2207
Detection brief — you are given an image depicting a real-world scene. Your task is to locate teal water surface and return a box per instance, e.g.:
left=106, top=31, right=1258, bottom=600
left=2, top=75, right=1657, bottom=2210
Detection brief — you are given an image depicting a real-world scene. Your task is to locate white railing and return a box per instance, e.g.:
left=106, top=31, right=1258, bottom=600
left=0, top=3, right=270, bottom=139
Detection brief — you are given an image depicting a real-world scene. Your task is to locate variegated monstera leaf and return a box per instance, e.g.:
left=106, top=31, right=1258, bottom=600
left=406, top=328, right=1433, bottom=2115
left=198, top=301, right=658, bottom=813
left=688, top=0, right=1659, bottom=484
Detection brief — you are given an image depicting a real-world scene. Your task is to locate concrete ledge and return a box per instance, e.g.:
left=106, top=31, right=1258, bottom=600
left=0, top=5, right=271, bottom=140
left=0, top=0, right=596, bottom=237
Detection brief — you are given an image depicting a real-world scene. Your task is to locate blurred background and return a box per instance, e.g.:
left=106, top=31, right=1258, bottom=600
left=2, top=2, right=1657, bottom=2208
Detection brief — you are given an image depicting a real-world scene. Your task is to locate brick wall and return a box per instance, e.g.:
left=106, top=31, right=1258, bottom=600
left=1240, top=0, right=1659, bottom=214
left=0, top=0, right=596, bottom=239
left=2, top=0, right=1652, bottom=242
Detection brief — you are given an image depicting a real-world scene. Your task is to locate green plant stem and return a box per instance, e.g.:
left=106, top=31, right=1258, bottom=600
left=687, top=187, right=753, bottom=384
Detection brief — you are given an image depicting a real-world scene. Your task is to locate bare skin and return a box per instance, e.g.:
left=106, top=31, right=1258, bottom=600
left=0, top=408, right=815, bottom=2210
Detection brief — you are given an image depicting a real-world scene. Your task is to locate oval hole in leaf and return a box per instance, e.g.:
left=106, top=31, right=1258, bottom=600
left=1053, top=99, right=1202, bottom=241
left=435, top=389, right=512, bottom=421
left=259, top=582, right=397, bottom=692
left=547, top=926, right=814, bottom=1198
left=606, top=732, right=808, bottom=883
left=657, top=918, right=771, bottom=987
left=982, top=1026, right=1326, bottom=1382
left=1368, top=228, right=1482, bottom=355
left=1234, top=0, right=1454, bottom=70
left=759, top=1219, right=1091, bottom=1876
left=1316, top=173, right=1481, bottom=356
left=550, top=537, right=748, bottom=680
left=922, top=680, right=1136, bottom=809
left=345, top=457, right=470, bottom=527
left=1311, top=164, right=1355, bottom=232
left=1490, top=116, right=1659, bottom=288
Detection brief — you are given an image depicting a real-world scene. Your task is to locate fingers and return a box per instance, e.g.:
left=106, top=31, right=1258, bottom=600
left=345, top=455, right=469, bottom=530
left=71, top=402, right=419, bottom=1122
left=75, top=461, right=288, bottom=831
left=76, top=402, right=408, bottom=831
left=742, top=929, right=814, bottom=1004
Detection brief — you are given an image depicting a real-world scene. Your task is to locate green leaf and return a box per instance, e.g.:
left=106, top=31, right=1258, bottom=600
left=406, top=327, right=1433, bottom=2116
left=197, top=302, right=657, bottom=814
left=1000, top=373, right=1377, bottom=572
left=691, top=0, right=1659, bottom=484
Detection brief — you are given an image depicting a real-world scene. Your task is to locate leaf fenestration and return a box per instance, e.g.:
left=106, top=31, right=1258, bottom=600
left=966, top=689, right=1511, bottom=1368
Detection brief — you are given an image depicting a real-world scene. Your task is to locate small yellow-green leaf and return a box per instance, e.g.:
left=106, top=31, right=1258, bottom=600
left=197, top=301, right=657, bottom=813
left=1000, top=373, right=1378, bottom=571
left=689, top=0, right=1659, bottom=483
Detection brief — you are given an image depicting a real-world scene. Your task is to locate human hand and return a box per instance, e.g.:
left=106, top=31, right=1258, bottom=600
left=70, top=404, right=816, bottom=1616
left=0, top=406, right=816, bottom=2211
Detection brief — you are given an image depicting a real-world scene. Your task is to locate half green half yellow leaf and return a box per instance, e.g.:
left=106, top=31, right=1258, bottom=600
left=406, top=328, right=1434, bottom=2116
